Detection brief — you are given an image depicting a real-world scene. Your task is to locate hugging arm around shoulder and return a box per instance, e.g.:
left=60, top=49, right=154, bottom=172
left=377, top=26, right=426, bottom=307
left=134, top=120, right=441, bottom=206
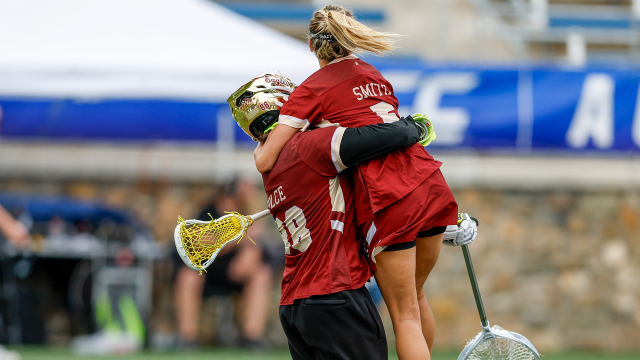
left=254, top=124, right=301, bottom=173
left=339, top=117, right=421, bottom=168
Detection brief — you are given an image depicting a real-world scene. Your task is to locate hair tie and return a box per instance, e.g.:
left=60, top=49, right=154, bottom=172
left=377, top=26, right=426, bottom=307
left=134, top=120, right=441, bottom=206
left=310, top=31, right=335, bottom=43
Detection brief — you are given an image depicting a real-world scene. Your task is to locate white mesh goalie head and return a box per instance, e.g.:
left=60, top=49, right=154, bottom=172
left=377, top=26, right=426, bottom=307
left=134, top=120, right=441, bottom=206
left=459, top=325, right=540, bottom=360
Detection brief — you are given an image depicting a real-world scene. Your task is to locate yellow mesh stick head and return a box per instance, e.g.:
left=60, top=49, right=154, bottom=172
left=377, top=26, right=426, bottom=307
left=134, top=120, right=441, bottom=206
left=176, top=212, right=253, bottom=273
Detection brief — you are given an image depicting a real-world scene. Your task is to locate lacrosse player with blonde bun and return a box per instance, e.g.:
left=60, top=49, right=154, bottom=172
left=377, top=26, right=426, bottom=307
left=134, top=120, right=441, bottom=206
left=250, top=5, right=478, bottom=360
left=227, top=73, right=435, bottom=360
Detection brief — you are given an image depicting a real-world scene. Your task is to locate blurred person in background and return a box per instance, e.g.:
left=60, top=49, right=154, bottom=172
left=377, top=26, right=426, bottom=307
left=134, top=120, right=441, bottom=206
left=173, top=178, right=274, bottom=350
left=0, top=105, right=30, bottom=248
left=0, top=205, right=30, bottom=248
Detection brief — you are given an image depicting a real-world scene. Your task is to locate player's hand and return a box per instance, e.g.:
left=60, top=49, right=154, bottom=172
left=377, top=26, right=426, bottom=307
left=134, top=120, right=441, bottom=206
left=442, top=213, right=478, bottom=246
left=410, top=113, right=436, bottom=146
left=398, top=116, right=421, bottom=142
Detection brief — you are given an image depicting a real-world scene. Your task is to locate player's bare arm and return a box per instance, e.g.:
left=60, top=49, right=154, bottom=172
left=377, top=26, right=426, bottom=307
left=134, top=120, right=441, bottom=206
left=253, top=123, right=299, bottom=173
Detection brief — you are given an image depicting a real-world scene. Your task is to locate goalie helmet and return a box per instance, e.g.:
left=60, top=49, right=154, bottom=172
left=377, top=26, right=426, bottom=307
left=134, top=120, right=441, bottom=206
left=227, top=73, right=297, bottom=142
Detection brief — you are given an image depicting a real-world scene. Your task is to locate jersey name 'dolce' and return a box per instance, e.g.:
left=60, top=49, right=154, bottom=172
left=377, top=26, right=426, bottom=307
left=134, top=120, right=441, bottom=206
left=262, top=127, right=371, bottom=306
left=279, top=56, right=442, bottom=224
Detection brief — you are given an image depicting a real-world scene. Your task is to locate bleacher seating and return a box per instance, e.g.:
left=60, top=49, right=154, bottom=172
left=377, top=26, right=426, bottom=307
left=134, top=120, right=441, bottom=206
left=475, top=0, right=638, bottom=64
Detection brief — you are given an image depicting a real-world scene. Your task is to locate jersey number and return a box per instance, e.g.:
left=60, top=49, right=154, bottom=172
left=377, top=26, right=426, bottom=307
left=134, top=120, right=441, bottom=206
left=275, top=206, right=312, bottom=255
left=370, top=101, right=399, bottom=123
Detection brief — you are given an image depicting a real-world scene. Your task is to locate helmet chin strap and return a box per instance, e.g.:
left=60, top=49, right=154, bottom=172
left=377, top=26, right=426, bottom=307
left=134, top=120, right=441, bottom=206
left=264, top=121, right=279, bottom=135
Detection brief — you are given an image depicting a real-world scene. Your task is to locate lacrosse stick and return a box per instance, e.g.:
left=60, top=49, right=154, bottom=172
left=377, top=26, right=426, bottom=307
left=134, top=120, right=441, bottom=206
left=458, top=241, right=541, bottom=360
left=174, top=209, right=271, bottom=274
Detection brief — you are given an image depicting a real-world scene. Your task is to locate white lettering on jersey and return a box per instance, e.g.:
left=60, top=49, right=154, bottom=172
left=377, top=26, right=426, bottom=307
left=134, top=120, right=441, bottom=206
left=276, top=206, right=313, bottom=254
left=374, top=83, right=382, bottom=96
left=353, top=87, right=363, bottom=101
left=354, top=83, right=393, bottom=100
left=267, top=185, right=287, bottom=209
left=360, top=84, right=375, bottom=98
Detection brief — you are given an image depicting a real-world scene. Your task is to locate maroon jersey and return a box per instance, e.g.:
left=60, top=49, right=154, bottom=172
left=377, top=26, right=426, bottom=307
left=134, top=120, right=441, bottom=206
left=279, top=55, right=442, bottom=224
left=262, top=126, right=371, bottom=305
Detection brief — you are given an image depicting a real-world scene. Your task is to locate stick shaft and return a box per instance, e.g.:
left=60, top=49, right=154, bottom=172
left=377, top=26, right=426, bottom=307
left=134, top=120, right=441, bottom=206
left=249, top=209, right=271, bottom=222
left=461, top=244, right=488, bottom=327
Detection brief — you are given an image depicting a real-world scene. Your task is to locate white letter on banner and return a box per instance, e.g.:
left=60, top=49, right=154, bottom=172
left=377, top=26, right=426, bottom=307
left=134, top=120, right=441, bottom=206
left=566, top=73, right=615, bottom=149
left=413, top=73, right=479, bottom=145
left=632, top=85, right=640, bottom=148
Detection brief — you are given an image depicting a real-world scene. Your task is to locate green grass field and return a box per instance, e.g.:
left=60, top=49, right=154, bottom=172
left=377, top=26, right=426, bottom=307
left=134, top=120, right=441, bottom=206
left=7, top=347, right=640, bottom=360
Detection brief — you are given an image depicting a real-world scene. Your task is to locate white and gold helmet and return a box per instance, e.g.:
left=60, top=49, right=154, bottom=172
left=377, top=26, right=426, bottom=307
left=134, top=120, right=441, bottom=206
left=227, top=73, right=297, bottom=142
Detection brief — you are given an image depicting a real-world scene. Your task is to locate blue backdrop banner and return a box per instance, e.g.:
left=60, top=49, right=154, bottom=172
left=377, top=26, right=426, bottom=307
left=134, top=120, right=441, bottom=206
left=2, top=61, right=640, bottom=154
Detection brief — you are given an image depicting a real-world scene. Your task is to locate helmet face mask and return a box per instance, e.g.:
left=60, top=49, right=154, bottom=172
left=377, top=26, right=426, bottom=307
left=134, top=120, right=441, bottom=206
left=227, top=73, right=297, bottom=142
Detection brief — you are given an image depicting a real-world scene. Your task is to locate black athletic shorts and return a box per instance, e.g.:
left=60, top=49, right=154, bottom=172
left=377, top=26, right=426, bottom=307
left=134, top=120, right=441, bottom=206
left=279, top=286, right=388, bottom=360
left=382, top=226, right=448, bottom=252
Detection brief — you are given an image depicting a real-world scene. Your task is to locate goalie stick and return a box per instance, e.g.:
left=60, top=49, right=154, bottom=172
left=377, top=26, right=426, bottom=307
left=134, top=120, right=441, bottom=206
left=458, top=219, right=540, bottom=360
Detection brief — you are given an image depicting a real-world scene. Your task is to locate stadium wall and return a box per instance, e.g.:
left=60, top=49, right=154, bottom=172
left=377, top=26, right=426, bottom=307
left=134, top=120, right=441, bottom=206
left=431, top=187, right=640, bottom=351
left=1, top=160, right=639, bottom=351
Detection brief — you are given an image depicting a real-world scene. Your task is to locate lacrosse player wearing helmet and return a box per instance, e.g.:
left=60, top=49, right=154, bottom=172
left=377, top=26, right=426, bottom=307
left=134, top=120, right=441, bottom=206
left=245, top=6, right=478, bottom=360
left=228, top=73, right=432, bottom=360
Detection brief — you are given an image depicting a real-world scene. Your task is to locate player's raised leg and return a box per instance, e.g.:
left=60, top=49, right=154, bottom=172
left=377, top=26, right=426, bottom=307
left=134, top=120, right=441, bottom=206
left=415, top=232, right=444, bottom=354
left=375, top=247, right=431, bottom=360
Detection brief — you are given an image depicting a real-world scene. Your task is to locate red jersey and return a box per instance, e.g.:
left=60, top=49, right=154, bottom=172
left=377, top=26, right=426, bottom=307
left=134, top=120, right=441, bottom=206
left=279, top=55, right=442, bottom=224
left=262, top=126, right=371, bottom=305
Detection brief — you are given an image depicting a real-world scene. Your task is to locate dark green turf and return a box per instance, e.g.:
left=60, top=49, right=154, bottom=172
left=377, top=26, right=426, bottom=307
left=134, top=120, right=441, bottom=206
left=7, top=346, right=640, bottom=360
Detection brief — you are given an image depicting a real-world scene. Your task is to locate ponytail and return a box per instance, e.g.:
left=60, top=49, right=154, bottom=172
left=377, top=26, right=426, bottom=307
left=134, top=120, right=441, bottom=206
left=308, top=5, right=400, bottom=62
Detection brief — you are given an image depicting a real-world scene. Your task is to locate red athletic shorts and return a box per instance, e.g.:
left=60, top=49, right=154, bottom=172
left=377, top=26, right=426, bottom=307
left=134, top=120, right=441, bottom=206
left=360, top=169, right=458, bottom=263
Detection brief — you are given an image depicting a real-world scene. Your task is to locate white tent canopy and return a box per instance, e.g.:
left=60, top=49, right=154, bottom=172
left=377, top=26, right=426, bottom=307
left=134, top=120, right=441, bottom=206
left=0, top=0, right=318, bottom=100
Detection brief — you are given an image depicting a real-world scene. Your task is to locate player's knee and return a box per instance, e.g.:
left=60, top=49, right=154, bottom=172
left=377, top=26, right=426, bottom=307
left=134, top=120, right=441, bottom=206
left=391, top=304, right=421, bottom=324
left=385, top=294, right=420, bottom=319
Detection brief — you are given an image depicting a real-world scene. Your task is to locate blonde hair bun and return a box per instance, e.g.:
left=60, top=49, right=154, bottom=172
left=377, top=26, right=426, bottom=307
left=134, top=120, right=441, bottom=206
left=308, top=5, right=400, bottom=62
